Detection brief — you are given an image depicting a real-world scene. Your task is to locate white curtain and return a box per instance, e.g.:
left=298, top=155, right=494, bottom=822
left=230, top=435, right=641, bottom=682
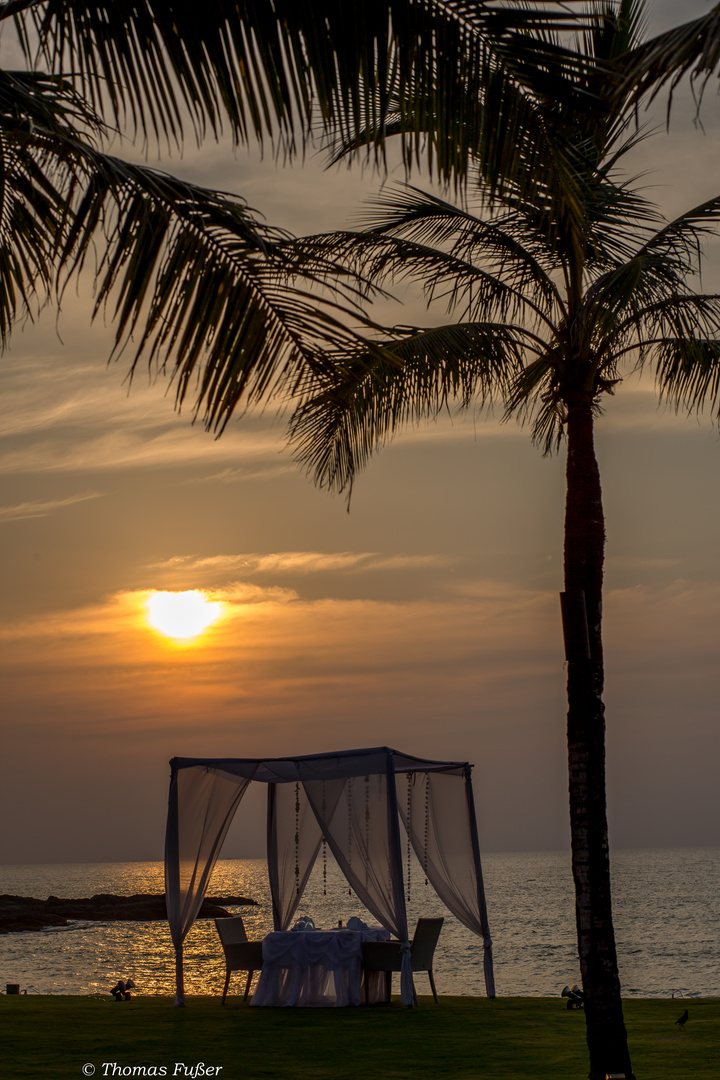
left=165, top=764, right=251, bottom=1004
left=303, top=761, right=414, bottom=1005
left=267, top=780, right=323, bottom=930
left=397, top=766, right=495, bottom=997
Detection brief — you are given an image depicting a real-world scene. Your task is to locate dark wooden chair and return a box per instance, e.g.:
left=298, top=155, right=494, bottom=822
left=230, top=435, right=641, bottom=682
left=214, top=916, right=264, bottom=1003
left=362, top=917, right=444, bottom=1004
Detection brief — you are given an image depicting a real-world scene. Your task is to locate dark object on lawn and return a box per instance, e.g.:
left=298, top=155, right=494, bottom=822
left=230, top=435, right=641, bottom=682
left=675, top=1009, right=689, bottom=1030
left=561, top=984, right=584, bottom=1010
left=110, top=978, right=136, bottom=1001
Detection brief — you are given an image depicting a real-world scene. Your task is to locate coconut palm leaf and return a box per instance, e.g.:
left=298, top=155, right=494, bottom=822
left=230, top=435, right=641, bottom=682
left=12, top=1, right=602, bottom=151
left=0, top=51, right=390, bottom=422
left=617, top=3, right=720, bottom=110
left=0, top=126, right=61, bottom=342
left=10, top=0, right=608, bottom=273
left=580, top=196, right=720, bottom=344
left=297, top=226, right=555, bottom=331
left=0, top=0, right=613, bottom=387
left=291, top=320, right=525, bottom=492
left=55, top=150, right=384, bottom=430
left=0, top=68, right=112, bottom=341
left=655, top=337, right=720, bottom=417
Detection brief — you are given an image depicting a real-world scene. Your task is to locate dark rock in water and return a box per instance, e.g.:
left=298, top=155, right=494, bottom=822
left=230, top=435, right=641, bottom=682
left=0, top=893, right=257, bottom=934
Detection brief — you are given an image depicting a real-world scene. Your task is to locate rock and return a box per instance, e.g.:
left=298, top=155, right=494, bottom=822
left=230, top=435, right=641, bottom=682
left=0, top=893, right=257, bottom=934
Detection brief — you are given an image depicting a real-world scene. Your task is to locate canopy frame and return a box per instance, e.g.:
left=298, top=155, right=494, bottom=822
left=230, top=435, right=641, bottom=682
left=164, top=746, right=494, bottom=1005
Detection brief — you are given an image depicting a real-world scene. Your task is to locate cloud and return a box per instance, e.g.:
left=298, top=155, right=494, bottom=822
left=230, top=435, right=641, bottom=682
left=179, top=464, right=298, bottom=484
left=145, top=550, right=455, bottom=578
left=214, top=582, right=298, bottom=605
left=0, top=424, right=289, bottom=474
left=0, top=490, right=103, bottom=522
left=0, top=344, right=291, bottom=475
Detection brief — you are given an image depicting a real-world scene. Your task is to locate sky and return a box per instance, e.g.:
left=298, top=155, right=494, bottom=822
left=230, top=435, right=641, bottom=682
left=2, top=1, right=720, bottom=866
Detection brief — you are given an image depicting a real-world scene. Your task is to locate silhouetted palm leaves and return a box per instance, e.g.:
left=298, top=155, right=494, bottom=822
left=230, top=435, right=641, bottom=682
left=1, top=0, right=610, bottom=417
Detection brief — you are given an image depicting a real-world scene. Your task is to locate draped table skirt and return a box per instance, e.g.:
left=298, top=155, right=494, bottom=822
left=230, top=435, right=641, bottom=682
left=251, top=927, right=391, bottom=1007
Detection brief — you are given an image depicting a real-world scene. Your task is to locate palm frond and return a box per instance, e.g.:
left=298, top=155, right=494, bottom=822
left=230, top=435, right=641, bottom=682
left=11, top=1, right=601, bottom=153
left=619, top=294, right=720, bottom=361
left=290, top=320, right=526, bottom=493
left=640, top=194, right=720, bottom=265
left=502, top=350, right=565, bottom=451
left=296, top=222, right=554, bottom=332
left=314, top=181, right=565, bottom=316
left=654, top=337, right=720, bottom=418
left=0, top=69, right=107, bottom=342
left=617, top=5, right=720, bottom=112
left=56, top=153, right=383, bottom=430
left=583, top=194, right=720, bottom=333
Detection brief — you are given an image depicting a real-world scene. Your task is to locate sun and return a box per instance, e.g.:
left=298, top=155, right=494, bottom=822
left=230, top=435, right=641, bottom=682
left=146, top=590, right=223, bottom=640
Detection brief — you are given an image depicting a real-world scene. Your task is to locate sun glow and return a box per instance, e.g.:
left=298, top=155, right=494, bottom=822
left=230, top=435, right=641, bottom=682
left=146, top=590, right=223, bottom=640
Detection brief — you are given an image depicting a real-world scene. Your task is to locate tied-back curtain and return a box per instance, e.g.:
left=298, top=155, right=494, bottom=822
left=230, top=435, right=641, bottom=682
left=165, top=764, right=251, bottom=1003
left=398, top=767, right=495, bottom=998
left=267, top=780, right=323, bottom=930
left=303, top=766, right=414, bottom=1005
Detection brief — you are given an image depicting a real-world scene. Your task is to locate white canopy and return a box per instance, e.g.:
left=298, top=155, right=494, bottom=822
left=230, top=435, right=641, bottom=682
left=164, top=746, right=494, bottom=1005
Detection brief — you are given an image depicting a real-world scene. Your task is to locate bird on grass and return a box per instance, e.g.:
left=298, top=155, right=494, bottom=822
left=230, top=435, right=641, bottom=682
left=675, top=1009, right=689, bottom=1030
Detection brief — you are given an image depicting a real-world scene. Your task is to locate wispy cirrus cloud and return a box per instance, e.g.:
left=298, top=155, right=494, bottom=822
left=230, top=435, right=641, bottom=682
left=0, top=427, right=288, bottom=475
left=145, top=550, right=454, bottom=577
left=0, top=349, right=290, bottom=475
left=178, top=464, right=297, bottom=484
left=0, top=490, right=103, bottom=522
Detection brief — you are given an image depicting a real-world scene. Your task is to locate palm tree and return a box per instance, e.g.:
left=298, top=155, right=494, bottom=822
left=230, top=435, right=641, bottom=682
left=285, top=3, right=720, bottom=1076
left=1, top=0, right=600, bottom=408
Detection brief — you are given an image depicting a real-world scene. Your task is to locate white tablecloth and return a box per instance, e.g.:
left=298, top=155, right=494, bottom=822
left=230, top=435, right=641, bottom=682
left=251, top=927, right=391, bottom=1007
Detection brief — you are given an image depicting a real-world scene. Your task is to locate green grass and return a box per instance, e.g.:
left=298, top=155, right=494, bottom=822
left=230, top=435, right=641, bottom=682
left=1, top=996, right=718, bottom=1080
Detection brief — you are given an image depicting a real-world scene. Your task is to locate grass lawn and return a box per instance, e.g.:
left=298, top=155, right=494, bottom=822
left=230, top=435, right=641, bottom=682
left=1, top=995, right=718, bottom=1080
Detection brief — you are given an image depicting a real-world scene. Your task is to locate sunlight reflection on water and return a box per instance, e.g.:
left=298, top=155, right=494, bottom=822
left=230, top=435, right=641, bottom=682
left=1, top=849, right=718, bottom=998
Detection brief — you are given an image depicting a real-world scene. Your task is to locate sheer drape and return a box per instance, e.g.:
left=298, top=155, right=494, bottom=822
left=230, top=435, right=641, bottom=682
left=267, top=780, right=323, bottom=930
left=397, top=766, right=495, bottom=997
left=165, top=764, right=251, bottom=1004
left=303, top=763, right=414, bottom=1005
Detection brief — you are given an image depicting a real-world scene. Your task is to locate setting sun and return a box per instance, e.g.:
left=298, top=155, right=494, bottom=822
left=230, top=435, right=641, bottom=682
left=146, top=590, right=223, bottom=640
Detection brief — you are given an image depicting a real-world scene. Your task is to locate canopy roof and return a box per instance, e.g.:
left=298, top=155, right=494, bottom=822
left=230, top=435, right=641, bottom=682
left=170, top=746, right=470, bottom=783
left=165, top=746, right=494, bottom=1006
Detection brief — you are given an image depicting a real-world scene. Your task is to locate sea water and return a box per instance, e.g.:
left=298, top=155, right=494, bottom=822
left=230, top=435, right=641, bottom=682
left=0, top=849, right=718, bottom=998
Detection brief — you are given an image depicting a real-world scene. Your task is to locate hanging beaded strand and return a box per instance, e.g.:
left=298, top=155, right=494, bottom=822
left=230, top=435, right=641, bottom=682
left=294, top=781, right=300, bottom=896
left=424, top=772, right=430, bottom=886
left=406, top=771, right=413, bottom=903
left=364, top=774, right=370, bottom=890
left=321, top=780, right=327, bottom=896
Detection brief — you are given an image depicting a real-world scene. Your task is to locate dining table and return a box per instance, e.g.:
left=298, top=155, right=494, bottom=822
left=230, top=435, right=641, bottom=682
left=250, top=924, right=392, bottom=1007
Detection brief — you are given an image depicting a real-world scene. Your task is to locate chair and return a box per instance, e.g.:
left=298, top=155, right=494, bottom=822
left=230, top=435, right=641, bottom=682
left=362, top=917, right=444, bottom=1004
left=214, top=916, right=264, bottom=1004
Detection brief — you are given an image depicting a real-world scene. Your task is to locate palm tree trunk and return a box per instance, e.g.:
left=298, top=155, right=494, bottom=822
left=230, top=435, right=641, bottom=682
left=564, top=397, right=635, bottom=1080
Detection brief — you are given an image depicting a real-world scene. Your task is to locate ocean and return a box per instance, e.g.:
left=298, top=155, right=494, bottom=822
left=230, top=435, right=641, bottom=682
left=1, top=848, right=718, bottom=999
